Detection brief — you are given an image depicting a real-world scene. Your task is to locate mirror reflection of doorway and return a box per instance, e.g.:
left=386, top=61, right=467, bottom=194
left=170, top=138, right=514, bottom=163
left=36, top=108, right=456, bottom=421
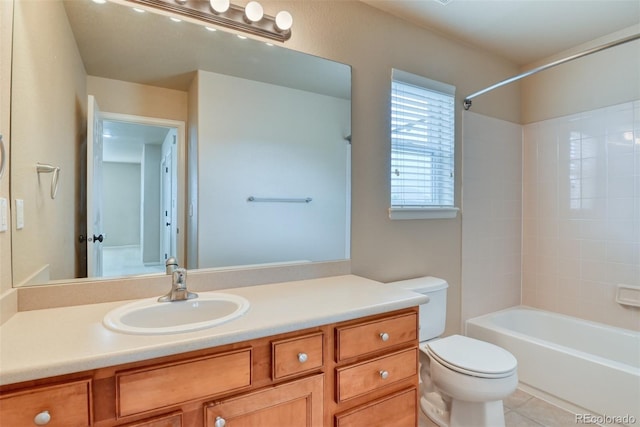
left=98, top=116, right=179, bottom=278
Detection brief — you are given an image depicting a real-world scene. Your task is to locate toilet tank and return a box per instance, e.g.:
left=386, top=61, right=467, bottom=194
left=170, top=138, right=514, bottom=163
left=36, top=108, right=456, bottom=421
left=387, top=276, right=448, bottom=342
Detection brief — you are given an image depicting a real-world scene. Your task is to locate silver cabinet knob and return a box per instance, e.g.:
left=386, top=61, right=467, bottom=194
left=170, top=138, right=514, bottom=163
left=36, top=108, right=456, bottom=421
left=379, top=332, right=390, bottom=342
left=34, top=411, right=51, bottom=425
left=298, top=352, right=308, bottom=363
left=215, top=416, right=226, bottom=427
left=379, top=370, right=389, bottom=380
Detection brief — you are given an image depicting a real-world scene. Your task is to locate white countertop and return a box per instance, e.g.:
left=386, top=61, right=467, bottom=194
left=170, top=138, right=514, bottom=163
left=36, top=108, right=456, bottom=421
left=0, top=275, right=426, bottom=385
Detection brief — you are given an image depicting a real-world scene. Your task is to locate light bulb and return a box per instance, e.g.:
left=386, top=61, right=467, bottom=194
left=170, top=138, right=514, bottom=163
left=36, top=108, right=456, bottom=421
left=275, top=10, right=293, bottom=32
left=244, top=1, right=263, bottom=23
left=210, top=0, right=229, bottom=14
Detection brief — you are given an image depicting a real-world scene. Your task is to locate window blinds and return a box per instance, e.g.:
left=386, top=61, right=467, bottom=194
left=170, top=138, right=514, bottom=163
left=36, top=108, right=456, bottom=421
left=391, top=69, right=455, bottom=208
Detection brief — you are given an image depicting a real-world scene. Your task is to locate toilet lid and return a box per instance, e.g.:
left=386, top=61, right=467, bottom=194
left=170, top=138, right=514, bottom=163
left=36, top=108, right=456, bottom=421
left=426, top=335, right=517, bottom=379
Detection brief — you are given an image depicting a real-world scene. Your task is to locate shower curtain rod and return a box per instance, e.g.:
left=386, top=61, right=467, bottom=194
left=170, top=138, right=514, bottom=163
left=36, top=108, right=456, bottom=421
left=463, top=33, right=640, bottom=110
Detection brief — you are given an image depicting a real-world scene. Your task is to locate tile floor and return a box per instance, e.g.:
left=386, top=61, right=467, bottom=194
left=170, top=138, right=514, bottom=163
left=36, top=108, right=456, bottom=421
left=419, top=388, right=578, bottom=427
left=102, top=246, right=165, bottom=278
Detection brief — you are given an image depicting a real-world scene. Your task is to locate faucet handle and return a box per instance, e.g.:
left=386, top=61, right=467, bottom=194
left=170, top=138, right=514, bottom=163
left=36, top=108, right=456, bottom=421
left=172, top=267, right=187, bottom=285
left=166, top=257, right=179, bottom=275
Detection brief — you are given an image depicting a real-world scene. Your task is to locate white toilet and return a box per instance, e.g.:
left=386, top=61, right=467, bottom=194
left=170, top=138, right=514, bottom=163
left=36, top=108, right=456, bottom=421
left=389, top=277, right=518, bottom=427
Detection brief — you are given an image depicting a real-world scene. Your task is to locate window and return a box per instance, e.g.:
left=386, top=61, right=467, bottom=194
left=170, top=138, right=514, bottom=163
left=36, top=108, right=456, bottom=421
left=390, top=69, right=458, bottom=220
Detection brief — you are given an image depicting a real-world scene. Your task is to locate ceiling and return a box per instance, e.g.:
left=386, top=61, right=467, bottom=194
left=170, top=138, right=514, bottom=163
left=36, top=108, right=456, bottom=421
left=361, top=0, right=640, bottom=65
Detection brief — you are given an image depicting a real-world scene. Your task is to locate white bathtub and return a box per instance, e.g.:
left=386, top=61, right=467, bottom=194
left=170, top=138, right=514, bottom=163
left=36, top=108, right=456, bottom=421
left=466, top=306, right=640, bottom=425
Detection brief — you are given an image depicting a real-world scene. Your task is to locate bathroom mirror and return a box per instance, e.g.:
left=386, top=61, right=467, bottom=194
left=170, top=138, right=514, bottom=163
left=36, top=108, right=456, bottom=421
left=10, top=0, right=351, bottom=287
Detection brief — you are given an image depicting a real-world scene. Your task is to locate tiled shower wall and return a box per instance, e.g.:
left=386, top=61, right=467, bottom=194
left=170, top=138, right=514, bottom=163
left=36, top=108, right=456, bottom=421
left=461, top=111, right=523, bottom=323
left=522, top=100, right=640, bottom=330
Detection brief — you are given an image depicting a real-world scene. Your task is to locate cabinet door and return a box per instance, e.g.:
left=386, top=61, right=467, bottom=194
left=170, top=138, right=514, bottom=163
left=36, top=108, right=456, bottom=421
left=205, top=374, right=323, bottom=427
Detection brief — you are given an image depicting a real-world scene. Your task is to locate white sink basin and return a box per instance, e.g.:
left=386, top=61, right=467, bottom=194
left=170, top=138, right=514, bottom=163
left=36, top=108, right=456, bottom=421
left=103, top=293, right=250, bottom=335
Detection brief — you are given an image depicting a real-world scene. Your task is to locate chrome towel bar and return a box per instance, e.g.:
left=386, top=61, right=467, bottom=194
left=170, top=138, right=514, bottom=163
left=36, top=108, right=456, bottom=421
left=247, top=196, right=312, bottom=203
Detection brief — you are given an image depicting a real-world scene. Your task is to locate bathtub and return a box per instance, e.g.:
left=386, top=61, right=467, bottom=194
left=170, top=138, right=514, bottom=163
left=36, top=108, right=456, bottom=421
left=466, top=306, right=640, bottom=425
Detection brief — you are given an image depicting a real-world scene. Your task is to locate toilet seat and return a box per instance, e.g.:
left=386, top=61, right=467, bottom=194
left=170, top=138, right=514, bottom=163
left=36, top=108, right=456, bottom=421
left=425, top=335, right=517, bottom=379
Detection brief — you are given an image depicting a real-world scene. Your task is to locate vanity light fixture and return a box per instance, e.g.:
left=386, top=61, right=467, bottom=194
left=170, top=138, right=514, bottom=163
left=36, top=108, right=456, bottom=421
left=243, top=1, right=263, bottom=23
left=125, top=0, right=292, bottom=42
left=274, top=10, right=293, bottom=33
left=210, top=0, right=230, bottom=14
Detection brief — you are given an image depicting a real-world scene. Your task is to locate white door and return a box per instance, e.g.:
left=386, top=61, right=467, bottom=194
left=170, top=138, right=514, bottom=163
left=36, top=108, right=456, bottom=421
left=87, top=95, right=104, bottom=277
left=160, top=139, right=177, bottom=261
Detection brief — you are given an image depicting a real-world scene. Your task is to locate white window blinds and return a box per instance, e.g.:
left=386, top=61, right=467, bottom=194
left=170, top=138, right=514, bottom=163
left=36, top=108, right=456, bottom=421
left=390, top=69, right=455, bottom=213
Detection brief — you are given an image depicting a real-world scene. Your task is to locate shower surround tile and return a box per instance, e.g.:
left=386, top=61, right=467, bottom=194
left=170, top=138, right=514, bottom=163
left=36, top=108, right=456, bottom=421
left=462, top=111, right=523, bottom=323
left=522, top=100, right=640, bottom=331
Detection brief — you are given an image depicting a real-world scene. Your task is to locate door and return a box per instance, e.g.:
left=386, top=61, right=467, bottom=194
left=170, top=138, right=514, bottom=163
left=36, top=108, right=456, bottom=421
left=204, top=375, right=323, bottom=427
left=86, top=95, right=104, bottom=277
left=160, top=139, right=177, bottom=262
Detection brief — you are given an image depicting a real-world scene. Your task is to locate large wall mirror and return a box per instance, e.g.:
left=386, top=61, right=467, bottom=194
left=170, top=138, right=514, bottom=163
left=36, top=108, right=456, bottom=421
left=11, top=0, right=351, bottom=287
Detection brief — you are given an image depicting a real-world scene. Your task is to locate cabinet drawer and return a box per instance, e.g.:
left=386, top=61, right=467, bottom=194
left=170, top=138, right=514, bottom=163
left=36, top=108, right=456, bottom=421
left=336, top=312, right=417, bottom=361
left=272, top=332, right=323, bottom=379
left=116, top=349, right=251, bottom=418
left=336, top=348, right=417, bottom=402
left=122, top=412, right=183, bottom=427
left=0, top=379, right=91, bottom=427
left=334, top=387, right=417, bottom=427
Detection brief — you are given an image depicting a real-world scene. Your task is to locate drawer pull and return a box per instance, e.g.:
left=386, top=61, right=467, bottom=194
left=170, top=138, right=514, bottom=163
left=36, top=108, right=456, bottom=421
left=34, top=411, right=51, bottom=425
left=379, top=370, right=389, bottom=380
left=215, top=416, right=227, bottom=427
left=379, top=332, right=390, bottom=342
left=298, top=352, right=308, bottom=363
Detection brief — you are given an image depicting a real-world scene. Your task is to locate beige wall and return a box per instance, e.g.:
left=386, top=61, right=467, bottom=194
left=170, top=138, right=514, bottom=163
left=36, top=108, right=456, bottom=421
left=3, top=0, right=522, bottom=336
left=0, top=0, right=13, bottom=300
left=86, top=76, right=188, bottom=123
left=522, top=25, right=640, bottom=124
left=11, top=0, right=87, bottom=286
left=270, top=0, right=521, bottom=335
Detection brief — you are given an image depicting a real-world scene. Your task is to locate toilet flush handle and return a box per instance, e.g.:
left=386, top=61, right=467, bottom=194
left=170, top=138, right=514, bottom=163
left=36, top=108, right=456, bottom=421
left=379, top=332, right=390, bottom=342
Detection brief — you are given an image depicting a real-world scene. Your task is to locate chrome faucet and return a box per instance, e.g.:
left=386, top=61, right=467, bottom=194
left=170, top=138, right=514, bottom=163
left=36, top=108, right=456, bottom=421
left=158, top=264, right=198, bottom=302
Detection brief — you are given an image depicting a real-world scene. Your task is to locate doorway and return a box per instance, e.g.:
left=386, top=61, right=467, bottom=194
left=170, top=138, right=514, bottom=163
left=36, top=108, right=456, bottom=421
left=88, top=108, right=184, bottom=278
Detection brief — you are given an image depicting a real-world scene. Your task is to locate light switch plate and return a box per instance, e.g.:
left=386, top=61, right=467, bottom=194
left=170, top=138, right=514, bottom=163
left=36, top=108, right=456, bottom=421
left=16, top=199, right=24, bottom=230
left=0, top=198, right=7, bottom=232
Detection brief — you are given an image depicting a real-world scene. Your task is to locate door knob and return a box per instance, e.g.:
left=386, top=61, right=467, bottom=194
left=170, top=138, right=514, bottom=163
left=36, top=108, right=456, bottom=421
left=88, top=234, right=104, bottom=243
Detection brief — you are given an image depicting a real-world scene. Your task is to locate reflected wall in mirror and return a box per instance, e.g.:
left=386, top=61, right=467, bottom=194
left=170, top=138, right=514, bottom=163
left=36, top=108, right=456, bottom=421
left=11, top=0, right=351, bottom=287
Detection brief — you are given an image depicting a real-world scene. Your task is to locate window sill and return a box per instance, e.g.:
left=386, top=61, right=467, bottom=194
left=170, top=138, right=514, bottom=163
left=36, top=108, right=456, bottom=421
left=389, top=206, right=459, bottom=220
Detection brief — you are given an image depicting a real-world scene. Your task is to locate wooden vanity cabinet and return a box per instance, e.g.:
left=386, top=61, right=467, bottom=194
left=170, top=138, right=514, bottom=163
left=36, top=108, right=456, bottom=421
left=0, top=307, right=419, bottom=427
